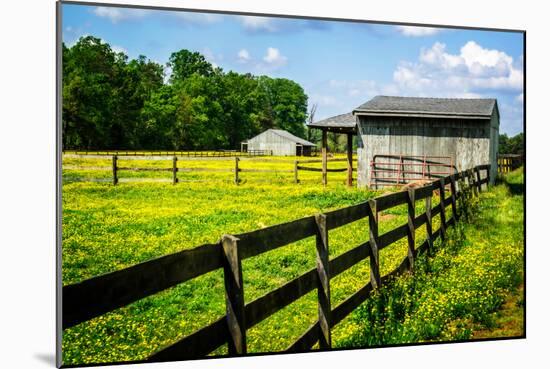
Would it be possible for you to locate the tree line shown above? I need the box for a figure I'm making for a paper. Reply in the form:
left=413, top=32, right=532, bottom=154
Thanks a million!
left=62, top=36, right=309, bottom=150
left=498, top=133, right=524, bottom=155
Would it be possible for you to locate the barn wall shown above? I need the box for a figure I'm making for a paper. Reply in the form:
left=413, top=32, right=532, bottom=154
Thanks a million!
left=356, top=116, right=493, bottom=188
left=247, top=130, right=296, bottom=156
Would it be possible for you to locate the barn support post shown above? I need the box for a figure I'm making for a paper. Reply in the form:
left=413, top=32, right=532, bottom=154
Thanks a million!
left=322, top=130, right=328, bottom=186
left=346, top=133, right=353, bottom=187
left=315, top=214, right=332, bottom=349
left=221, top=235, right=247, bottom=355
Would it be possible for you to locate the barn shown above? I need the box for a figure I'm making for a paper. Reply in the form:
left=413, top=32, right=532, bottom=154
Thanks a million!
left=309, top=96, right=499, bottom=188
left=241, top=129, right=316, bottom=156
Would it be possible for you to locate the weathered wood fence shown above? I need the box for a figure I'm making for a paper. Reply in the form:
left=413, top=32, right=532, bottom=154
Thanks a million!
left=64, top=149, right=272, bottom=157
left=294, top=158, right=356, bottom=184
left=106, top=156, right=294, bottom=185
left=65, top=155, right=356, bottom=185
left=63, top=164, right=490, bottom=361
left=497, top=154, right=524, bottom=173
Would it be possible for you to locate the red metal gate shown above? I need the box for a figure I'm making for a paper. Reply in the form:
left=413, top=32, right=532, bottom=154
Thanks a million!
left=369, top=154, right=455, bottom=188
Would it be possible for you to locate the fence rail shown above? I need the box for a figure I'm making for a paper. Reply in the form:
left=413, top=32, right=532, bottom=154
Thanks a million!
left=63, top=164, right=491, bottom=361
left=293, top=158, right=356, bottom=184
left=63, top=149, right=272, bottom=157
left=64, top=155, right=355, bottom=185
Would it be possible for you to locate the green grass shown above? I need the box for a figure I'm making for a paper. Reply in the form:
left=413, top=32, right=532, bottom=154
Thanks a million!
left=62, top=154, right=475, bottom=365
left=334, top=167, right=524, bottom=347
left=63, top=154, right=432, bottom=365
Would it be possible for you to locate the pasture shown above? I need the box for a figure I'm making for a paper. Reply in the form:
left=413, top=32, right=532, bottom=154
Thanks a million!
left=61, top=154, right=521, bottom=365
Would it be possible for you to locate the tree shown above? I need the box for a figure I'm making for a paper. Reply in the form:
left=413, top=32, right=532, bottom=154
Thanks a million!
left=167, top=49, right=216, bottom=84
left=62, top=36, right=121, bottom=149
left=499, top=132, right=524, bottom=155
left=306, top=103, right=321, bottom=145
left=62, top=40, right=310, bottom=151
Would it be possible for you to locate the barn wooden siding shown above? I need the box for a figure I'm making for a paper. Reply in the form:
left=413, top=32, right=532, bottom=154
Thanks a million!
left=356, top=114, right=498, bottom=187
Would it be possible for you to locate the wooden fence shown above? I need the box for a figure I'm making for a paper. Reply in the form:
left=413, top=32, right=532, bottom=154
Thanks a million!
left=294, top=158, right=356, bottom=184
left=63, top=149, right=272, bottom=157
left=62, top=164, right=490, bottom=361
left=497, top=154, right=524, bottom=174
left=65, top=155, right=358, bottom=185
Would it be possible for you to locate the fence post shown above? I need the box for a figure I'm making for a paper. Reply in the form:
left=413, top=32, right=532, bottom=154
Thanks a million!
left=322, top=130, right=328, bottom=187
left=450, top=174, right=458, bottom=221
left=368, top=199, right=382, bottom=289
left=221, top=235, right=246, bottom=355
left=407, top=188, right=415, bottom=272
left=425, top=184, right=433, bottom=252
left=172, top=156, right=178, bottom=185
left=294, top=160, right=299, bottom=184
left=438, top=178, right=446, bottom=240
left=315, top=214, right=331, bottom=349
left=470, top=169, right=478, bottom=197
left=235, top=157, right=240, bottom=185
left=112, top=155, right=118, bottom=185
left=474, top=167, right=482, bottom=193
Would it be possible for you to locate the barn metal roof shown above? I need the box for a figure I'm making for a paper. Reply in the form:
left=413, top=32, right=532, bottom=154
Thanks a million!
left=354, top=95, right=497, bottom=119
left=260, top=129, right=316, bottom=146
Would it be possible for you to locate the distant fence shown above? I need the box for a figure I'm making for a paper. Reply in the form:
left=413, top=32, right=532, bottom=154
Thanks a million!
left=63, top=150, right=272, bottom=157
left=293, top=158, right=356, bottom=184
left=63, top=155, right=357, bottom=185
left=62, top=164, right=490, bottom=361
left=497, top=154, right=524, bottom=173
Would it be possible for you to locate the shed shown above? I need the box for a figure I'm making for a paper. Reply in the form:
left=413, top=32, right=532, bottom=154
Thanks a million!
left=308, top=96, right=499, bottom=188
left=241, top=129, right=316, bottom=156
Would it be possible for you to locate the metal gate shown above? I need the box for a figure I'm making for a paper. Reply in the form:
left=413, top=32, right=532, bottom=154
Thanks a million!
left=369, top=154, right=455, bottom=188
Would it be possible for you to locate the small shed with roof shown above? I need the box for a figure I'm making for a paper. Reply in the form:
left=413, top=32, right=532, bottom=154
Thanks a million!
left=241, top=129, right=316, bottom=156
left=308, top=95, right=499, bottom=188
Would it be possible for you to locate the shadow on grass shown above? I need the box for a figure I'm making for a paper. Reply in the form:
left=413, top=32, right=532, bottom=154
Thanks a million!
left=495, top=173, right=525, bottom=196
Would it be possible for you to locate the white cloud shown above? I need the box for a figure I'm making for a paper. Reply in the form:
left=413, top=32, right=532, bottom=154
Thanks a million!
left=201, top=48, right=222, bottom=69
left=392, top=41, right=523, bottom=95
left=93, top=6, right=149, bottom=23
left=396, top=26, right=441, bottom=37
left=239, top=16, right=278, bottom=32
left=237, top=49, right=250, bottom=63
left=262, top=47, right=287, bottom=69
left=173, top=12, right=223, bottom=25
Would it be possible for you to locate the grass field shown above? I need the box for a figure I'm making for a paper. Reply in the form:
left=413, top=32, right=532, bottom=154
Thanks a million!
left=61, top=155, right=521, bottom=365
left=335, top=167, right=524, bottom=347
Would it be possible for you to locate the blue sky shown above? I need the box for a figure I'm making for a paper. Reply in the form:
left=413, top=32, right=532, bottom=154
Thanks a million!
left=62, top=3, right=524, bottom=135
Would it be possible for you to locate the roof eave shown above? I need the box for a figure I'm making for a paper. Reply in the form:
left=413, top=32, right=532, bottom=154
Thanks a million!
left=353, top=111, right=491, bottom=120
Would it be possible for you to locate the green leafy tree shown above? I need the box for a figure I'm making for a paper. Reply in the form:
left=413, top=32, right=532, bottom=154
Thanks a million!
left=167, top=49, right=216, bottom=84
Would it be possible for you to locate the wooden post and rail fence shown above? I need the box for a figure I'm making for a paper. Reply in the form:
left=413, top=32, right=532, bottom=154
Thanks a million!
left=64, top=149, right=273, bottom=157
left=62, top=164, right=491, bottom=362
left=497, top=154, right=524, bottom=174
left=67, top=154, right=355, bottom=186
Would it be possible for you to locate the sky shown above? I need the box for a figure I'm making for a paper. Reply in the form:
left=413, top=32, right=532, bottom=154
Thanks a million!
left=62, top=3, right=525, bottom=135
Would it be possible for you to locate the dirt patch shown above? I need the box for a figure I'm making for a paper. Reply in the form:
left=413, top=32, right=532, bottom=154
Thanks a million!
left=379, top=213, right=397, bottom=221
left=472, top=282, right=525, bottom=339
